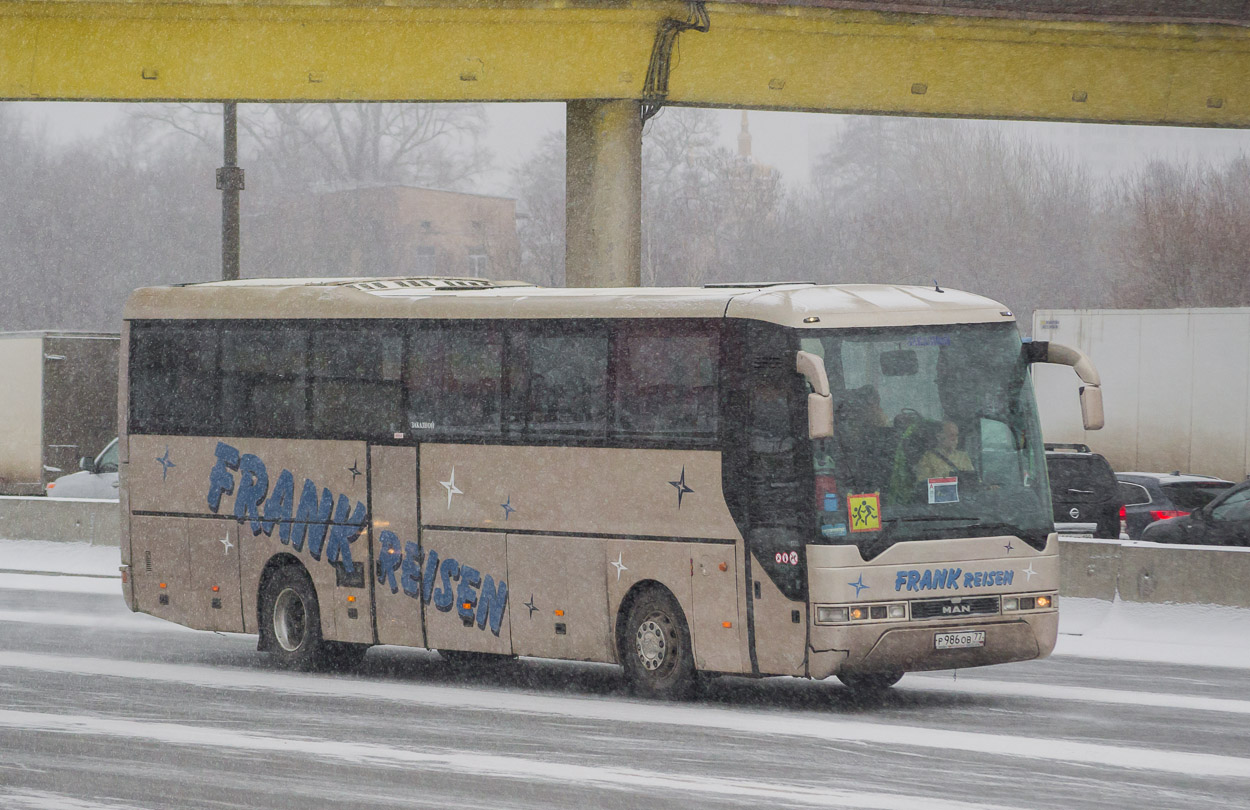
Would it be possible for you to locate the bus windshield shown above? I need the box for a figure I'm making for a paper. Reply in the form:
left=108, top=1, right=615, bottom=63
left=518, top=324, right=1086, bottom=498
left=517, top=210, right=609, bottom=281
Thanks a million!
left=801, top=321, right=1051, bottom=557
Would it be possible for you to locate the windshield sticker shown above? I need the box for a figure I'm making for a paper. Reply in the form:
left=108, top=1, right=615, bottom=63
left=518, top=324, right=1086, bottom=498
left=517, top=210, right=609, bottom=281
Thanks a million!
left=823, top=492, right=839, bottom=512
left=928, top=477, right=959, bottom=504
left=907, top=335, right=951, bottom=348
left=821, top=523, right=848, bottom=538
left=848, top=493, right=881, bottom=532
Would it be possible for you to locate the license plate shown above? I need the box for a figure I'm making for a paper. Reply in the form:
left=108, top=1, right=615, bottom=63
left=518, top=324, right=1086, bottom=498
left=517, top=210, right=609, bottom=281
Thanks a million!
left=935, top=631, right=985, bottom=650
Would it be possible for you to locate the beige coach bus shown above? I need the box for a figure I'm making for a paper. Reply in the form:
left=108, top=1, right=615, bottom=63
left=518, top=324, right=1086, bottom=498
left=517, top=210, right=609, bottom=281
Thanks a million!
left=118, top=277, right=1102, bottom=697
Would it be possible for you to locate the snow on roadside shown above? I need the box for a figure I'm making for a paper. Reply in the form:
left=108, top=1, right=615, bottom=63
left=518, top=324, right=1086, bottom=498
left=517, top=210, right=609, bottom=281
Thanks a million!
left=1055, top=596, right=1250, bottom=669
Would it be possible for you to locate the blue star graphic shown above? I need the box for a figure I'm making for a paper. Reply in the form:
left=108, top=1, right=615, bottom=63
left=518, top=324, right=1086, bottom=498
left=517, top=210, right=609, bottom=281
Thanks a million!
left=501, top=495, right=516, bottom=520
left=848, top=574, right=869, bottom=597
left=156, top=446, right=176, bottom=481
left=669, top=466, right=694, bottom=509
left=1004, top=540, right=1014, bottom=554
left=348, top=461, right=363, bottom=483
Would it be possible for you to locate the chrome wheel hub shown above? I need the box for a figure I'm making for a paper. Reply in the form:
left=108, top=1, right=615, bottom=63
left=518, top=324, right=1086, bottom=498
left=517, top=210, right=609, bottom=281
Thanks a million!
left=636, top=619, right=668, bottom=671
left=273, top=587, right=307, bottom=653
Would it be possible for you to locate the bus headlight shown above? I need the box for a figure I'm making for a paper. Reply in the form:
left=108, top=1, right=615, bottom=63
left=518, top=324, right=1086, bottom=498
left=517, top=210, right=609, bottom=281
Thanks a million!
left=888, top=604, right=907, bottom=619
left=1002, top=597, right=1018, bottom=612
left=817, top=606, right=849, bottom=623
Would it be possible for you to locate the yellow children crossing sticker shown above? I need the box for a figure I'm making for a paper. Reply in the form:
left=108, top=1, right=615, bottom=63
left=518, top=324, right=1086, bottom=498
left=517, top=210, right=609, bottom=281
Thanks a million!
left=848, top=493, right=882, bottom=533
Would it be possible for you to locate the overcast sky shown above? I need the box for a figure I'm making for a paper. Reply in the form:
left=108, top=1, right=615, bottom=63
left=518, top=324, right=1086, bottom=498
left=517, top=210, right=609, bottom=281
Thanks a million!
left=17, top=100, right=1250, bottom=194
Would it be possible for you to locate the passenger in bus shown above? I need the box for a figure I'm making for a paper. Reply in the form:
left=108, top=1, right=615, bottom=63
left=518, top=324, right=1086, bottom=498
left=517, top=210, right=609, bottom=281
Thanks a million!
left=915, top=420, right=976, bottom=481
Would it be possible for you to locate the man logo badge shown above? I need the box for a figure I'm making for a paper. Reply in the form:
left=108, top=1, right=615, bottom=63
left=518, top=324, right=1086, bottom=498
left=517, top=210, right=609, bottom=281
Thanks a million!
left=941, top=603, right=973, bottom=615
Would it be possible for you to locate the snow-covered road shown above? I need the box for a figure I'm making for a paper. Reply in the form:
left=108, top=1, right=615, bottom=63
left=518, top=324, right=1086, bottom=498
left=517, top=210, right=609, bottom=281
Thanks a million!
left=1, top=539, right=1247, bottom=809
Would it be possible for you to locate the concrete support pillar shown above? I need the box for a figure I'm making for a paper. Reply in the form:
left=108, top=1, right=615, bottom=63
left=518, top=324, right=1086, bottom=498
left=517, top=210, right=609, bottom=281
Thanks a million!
left=565, top=99, right=642, bottom=287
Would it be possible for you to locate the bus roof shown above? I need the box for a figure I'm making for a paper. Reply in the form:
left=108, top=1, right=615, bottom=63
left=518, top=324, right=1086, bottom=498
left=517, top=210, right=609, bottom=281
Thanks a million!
left=123, top=277, right=1015, bottom=329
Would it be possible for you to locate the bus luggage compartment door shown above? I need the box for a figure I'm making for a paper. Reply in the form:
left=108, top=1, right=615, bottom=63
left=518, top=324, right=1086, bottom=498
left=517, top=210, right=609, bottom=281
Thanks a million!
left=421, top=528, right=512, bottom=655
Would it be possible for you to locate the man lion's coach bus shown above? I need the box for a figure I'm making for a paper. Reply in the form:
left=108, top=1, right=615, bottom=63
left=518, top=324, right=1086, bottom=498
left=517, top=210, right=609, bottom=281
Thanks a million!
left=118, top=278, right=1102, bottom=696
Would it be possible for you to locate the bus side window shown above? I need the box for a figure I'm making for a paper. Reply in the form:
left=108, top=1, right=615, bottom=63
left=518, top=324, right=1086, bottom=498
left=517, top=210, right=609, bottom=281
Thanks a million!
left=129, top=322, right=219, bottom=435
left=310, top=326, right=403, bottom=438
left=613, top=326, right=718, bottom=440
left=406, top=325, right=503, bottom=437
left=516, top=329, right=608, bottom=439
left=219, top=322, right=308, bottom=437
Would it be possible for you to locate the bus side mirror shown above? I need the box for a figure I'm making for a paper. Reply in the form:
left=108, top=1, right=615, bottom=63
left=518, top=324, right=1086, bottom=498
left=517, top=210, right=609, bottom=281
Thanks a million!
left=796, top=350, right=834, bottom=439
left=807, top=393, right=834, bottom=439
left=1025, top=339, right=1104, bottom=431
left=1079, top=385, right=1104, bottom=431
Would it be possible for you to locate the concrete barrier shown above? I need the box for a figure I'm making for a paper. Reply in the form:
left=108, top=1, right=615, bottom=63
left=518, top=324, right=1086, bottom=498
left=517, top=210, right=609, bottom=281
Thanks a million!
left=1057, top=537, right=1121, bottom=602
left=1059, top=536, right=1250, bottom=609
left=0, top=496, right=119, bottom=546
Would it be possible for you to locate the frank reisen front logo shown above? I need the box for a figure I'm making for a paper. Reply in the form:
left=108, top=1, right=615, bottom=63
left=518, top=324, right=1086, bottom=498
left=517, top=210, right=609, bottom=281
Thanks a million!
left=894, top=568, right=1015, bottom=592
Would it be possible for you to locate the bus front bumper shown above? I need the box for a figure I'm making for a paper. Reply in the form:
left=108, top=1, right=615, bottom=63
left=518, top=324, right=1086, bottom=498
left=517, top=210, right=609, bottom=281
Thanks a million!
left=807, top=611, right=1058, bottom=680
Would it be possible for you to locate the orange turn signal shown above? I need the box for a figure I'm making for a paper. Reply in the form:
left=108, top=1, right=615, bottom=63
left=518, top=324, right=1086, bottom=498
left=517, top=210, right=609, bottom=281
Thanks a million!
left=1036, top=595, right=1051, bottom=608
left=347, top=595, right=356, bottom=603
left=722, top=621, right=733, bottom=628
left=211, top=585, right=219, bottom=592
left=555, top=609, right=565, bottom=617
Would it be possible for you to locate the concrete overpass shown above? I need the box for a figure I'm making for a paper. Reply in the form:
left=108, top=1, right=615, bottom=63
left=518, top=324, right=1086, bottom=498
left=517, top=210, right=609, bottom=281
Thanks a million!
left=4, top=0, right=1250, bottom=284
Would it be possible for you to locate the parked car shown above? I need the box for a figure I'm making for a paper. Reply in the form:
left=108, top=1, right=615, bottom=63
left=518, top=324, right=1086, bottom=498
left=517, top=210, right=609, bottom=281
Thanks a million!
left=1141, top=478, right=1250, bottom=546
left=46, top=437, right=119, bottom=499
left=1116, top=472, right=1234, bottom=542
left=1044, top=443, right=1122, bottom=538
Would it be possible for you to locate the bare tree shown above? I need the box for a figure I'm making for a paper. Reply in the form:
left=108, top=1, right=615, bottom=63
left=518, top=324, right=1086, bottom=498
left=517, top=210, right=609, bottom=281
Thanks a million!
left=510, top=130, right=566, bottom=286
left=1111, top=159, right=1250, bottom=308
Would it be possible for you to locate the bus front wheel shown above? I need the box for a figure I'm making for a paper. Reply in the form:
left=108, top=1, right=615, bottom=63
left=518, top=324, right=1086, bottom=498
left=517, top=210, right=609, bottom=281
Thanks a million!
left=837, top=671, right=904, bottom=693
left=620, top=588, right=696, bottom=700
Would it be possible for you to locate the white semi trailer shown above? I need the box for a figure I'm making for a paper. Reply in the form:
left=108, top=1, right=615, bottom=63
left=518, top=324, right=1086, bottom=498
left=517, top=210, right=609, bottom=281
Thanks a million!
left=0, top=331, right=119, bottom=495
left=1032, top=307, right=1250, bottom=482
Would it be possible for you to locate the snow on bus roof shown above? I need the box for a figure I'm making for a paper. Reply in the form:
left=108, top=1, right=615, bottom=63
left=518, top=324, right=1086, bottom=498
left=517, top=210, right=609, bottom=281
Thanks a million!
left=124, top=277, right=1014, bottom=329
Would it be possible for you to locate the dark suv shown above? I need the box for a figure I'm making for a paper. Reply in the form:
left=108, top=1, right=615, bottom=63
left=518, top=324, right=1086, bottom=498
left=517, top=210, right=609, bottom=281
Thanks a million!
left=1044, top=444, right=1123, bottom=539
left=1115, top=472, right=1233, bottom=542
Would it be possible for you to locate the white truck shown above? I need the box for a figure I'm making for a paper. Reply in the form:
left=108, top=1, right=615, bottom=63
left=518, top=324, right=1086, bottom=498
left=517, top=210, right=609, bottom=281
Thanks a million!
left=1032, top=307, right=1250, bottom=482
left=0, top=331, right=119, bottom=495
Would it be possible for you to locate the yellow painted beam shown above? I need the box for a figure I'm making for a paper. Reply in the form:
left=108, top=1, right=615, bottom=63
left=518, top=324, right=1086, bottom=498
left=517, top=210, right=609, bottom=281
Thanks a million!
left=2, top=0, right=1249, bottom=126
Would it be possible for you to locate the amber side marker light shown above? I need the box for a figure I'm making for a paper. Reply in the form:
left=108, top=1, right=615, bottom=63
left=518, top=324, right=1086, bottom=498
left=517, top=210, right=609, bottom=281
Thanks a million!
left=347, top=595, right=356, bottom=603
left=722, top=621, right=733, bottom=628
left=463, top=602, right=473, bottom=610
left=159, top=583, right=167, bottom=589
left=211, top=585, right=220, bottom=592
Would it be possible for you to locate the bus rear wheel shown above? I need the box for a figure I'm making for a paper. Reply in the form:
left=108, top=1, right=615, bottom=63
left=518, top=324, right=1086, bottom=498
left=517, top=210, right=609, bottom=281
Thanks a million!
left=261, top=567, right=367, bottom=671
left=620, top=588, right=695, bottom=700
left=837, top=671, right=904, bottom=693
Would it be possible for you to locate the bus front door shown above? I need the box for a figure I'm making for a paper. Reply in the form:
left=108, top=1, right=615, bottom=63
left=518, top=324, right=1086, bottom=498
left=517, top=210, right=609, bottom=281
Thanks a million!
left=370, top=445, right=426, bottom=648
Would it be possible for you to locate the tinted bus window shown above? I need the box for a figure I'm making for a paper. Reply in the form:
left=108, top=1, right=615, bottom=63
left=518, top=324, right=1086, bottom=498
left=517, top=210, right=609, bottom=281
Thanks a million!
left=516, top=330, right=609, bottom=439
left=129, top=323, right=218, bottom=435
left=220, top=323, right=308, bottom=436
left=614, top=328, right=718, bottom=439
left=310, top=326, right=403, bottom=437
left=407, top=326, right=503, bottom=437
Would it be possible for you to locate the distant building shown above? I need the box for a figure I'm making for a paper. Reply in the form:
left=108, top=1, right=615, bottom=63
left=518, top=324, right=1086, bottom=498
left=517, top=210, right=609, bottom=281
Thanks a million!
left=249, top=185, right=520, bottom=280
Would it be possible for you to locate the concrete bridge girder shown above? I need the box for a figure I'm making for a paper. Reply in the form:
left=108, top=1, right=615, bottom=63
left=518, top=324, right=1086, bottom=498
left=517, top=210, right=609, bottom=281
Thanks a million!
left=5, top=1, right=1250, bottom=286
